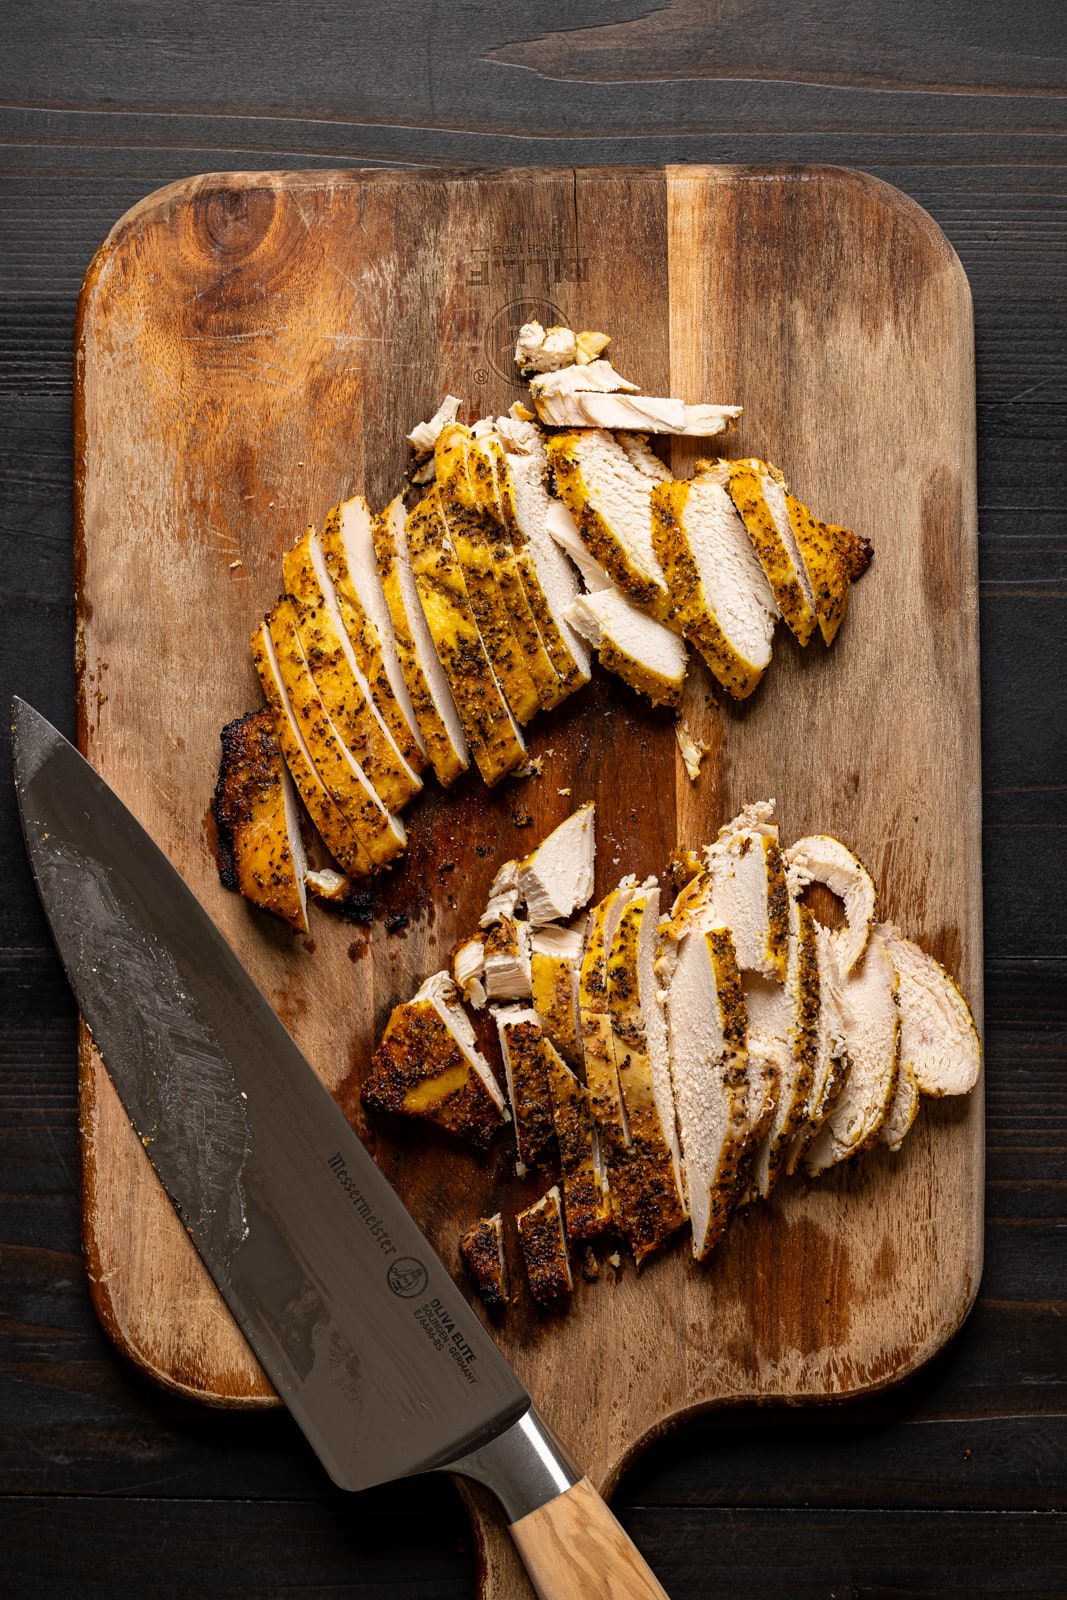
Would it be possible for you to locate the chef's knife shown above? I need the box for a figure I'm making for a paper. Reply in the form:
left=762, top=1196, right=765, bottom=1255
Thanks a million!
left=13, top=698, right=668, bottom=1600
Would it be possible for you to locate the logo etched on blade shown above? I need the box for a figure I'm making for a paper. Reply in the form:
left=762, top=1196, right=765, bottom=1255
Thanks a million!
left=387, top=1258, right=429, bottom=1299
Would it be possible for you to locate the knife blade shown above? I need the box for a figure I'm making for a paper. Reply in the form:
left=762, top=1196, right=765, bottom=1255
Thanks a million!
left=13, top=698, right=669, bottom=1600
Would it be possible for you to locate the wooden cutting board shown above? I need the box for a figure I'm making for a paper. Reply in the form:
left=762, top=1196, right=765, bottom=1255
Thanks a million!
left=74, top=165, right=983, bottom=1599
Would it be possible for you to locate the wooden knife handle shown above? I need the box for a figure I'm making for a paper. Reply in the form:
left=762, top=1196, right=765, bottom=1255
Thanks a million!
left=509, top=1476, right=670, bottom=1600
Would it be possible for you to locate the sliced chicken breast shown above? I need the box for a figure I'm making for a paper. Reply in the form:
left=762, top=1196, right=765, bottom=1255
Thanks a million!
left=785, top=834, right=878, bottom=976
left=579, top=880, right=643, bottom=1234
left=546, top=429, right=671, bottom=613
left=362, top=971, right=509, bottom=1148
left=482, top=916, right=533, bottom=1001
left=516, top=1184, right=574, bottom=1303
left=405, top=488, right=528, bottom=787
left=530, top=924, right=584, bottom=1069
left=518, top=803, right=596, bottom=924
left=370, top=495, right=470, bottom=787
left=458, top=1212, right=509, bottom=1311
left=747, top=898, right=821, bottom=1199
left=213, top=708, right=309, bottom=933
left=267, top=600, right=406, bottom=867
left=651, top=473, right=777, bottom=700
left=607, top=889, right=688, bottom=1261
left=805, top=929, right=901, bottom=1174
left=703, top=800, right=790, bottom=981
left=881, top=924, right=981, bottom=1097
left=543, top=1037, right=612, bottom=1240
left=283, top=525, right=423, bottom=812
left=566, top=587, right=688, bottom=709
left=493, top=1006, right=557, bottom=1173
left=318, top=496, right=426, bottom=769
left=535, top=390, right=742, bottom=436
left=662, top=920, right=749, bottom=1258
left=704, top=458, right=819, bottom=645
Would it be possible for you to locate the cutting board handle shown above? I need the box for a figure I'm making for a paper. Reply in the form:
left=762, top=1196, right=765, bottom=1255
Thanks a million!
left=509, top=1477, right=669, bottom=1600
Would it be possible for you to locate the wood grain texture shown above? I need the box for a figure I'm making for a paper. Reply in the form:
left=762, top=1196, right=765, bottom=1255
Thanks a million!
left=509, top=1477, right=669, bottom=1600
left=70, top=164, right=983, bottom=1598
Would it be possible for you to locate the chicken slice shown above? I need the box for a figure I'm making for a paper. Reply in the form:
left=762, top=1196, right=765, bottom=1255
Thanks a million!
left=435, top=425, right=542, bottom=725
left=530, top=924, right=584, bottom=1069
left=362, top=972, right=509, bottom=1147
left=405, top=488, right=528, bottom=787
left=369, top=495, right=469, bottom=788
left=283, top=525, right=423, bottom=812
left=482, top=916, right=533, bottom=1001
left=407, top=393, right=463, bottom=474
left=480, top=857, right=521, bottom=927
left=493, top=1006, right=557, bottom=1174
left=516, top=1185, right=574, bottom=1303
left=785, top=922, right=851, bottom=1175
left=783, top=494, right=855, bottom=646
left=661, top=920, right=748, bottom=1259
left=318, top=496, right=426, bottom=771
left=458, top=1213, right=509, bottom=1311
left=566, top=588, right=688, bottom=709
left=546, top=429, right=671, bottom=613
left=880, top=1058, right=920, bottom=1150
left=490, top=418, right=592, bottom=694
left=651, top=472, right=777, bottom=700
left=464, top=431, right=563, bottom=710
left=747, top=897, right=821, bottom=1199
left=702, top=458, right=818, bottom=645
left=544, top=499, right=615, bottom=593
left=881, top=925, right=981, bottom=1097
left=213, top=708, right=309, bottom=933
left=579, top=880, right=643, bottom=1235
left=251, top=619, right=374, bottom=880
left=543, top=1039, right=612, bottom=1240
left=607, top=890, right=688, bottom=1262
left=530, top=359, right=640, bottom=400
left=518, top=803, right=596, bottom=924
left=267, top=601, right=406, bottom=867
left=702, top=799, right=790, bottom=981
left=535, top=390, right=743, bottom=436
left=785, top=834, right=877, bottom=976
left=805, top=930, right=901, bottom=1174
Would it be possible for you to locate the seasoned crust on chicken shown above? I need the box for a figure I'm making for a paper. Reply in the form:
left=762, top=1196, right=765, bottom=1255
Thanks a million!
left=459, top=1213, right=510, bottom=1312
left=530, top=925, right=584, bottom=1069
left=703, top=458, right=819, bottom=645
left=607, top=891, right=688, bottom=1262
left=405, top=488, right=528, bottom=786
left=370, top=495, right=470, bottom=788
left=748, top=898, right=820, bottom=1200
left=651, top=475, right=777, bottom=700
left=493, top=1007, right=557, bottom=1173
left=546, top=429, right=671, bottom=614
left=213, top=708, right=309, bottom=933
left=516, top=1184, right=574, bottom=1303
left=251, top=619, right=374, bottom=880
left=435, top=425, right=545, bottom=725
left=318, top=497, right=426, bottom=772
left=267, top=600, right=406, bottom=868
left=362, top=972, right=509, bottom=1148
left=283, top=525, right=422, bottom=813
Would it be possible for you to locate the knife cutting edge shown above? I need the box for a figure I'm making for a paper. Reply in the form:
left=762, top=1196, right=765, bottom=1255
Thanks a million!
left=13, top=698, right=669, bottom=1600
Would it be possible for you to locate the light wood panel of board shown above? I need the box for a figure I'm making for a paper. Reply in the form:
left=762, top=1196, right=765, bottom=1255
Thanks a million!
left=74, top=166, right=982, bottom=1599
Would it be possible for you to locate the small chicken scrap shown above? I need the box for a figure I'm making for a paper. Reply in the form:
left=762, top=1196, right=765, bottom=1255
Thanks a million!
left=459, top=1213, right=510, bottom=1311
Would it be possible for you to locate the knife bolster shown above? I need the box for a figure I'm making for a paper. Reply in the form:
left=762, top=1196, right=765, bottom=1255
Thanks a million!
left=445, top=1404, right=581, bottom=1523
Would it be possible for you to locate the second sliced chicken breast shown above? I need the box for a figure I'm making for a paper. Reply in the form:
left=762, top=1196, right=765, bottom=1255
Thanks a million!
left=566, top=587, right=688, bottom=709
left=546, top=429, right=671, bottom=614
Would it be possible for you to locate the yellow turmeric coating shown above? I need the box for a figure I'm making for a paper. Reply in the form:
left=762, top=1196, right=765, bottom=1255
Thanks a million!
left=363, top=999, right=507, bottom=1148
left=703, top=927, right=752, bottom=1233
left=465, top=433, right=563, bottom=710
left=531, top=949, right=581, bottom=1067
left=283, top=528, right=421, bottom=813
left=435, top=428, right=541, bottom=725
left=721, top=460, right=818, bottom=646
left=250, top=620, right=374, bottom=880
left=266, top=601, right=406, bottom=868
left=369, top=501, right=468, bottom=789
left=651, top=480, right=767, bottom=699
left=765, top=901, right=822, bottom=1193
left=405, top=488, right=527, bottom=787
left=318, top=503, right=425, bottom=772
left=784, top=494, right=853, bottom=646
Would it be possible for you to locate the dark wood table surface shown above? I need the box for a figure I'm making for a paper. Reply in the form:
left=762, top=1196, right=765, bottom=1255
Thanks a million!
left=2, top=4, right=1064, bottom=1595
